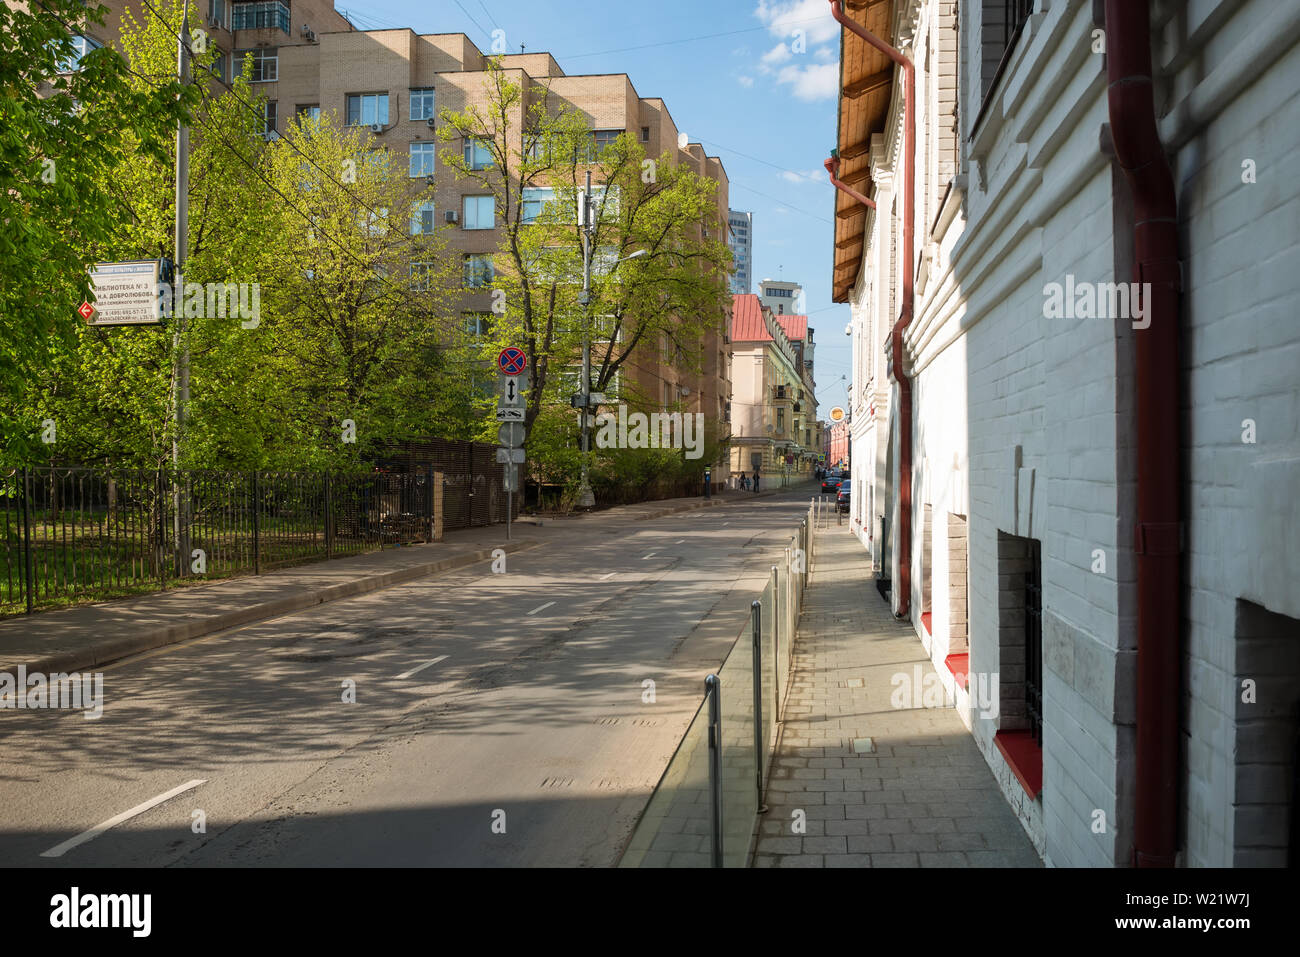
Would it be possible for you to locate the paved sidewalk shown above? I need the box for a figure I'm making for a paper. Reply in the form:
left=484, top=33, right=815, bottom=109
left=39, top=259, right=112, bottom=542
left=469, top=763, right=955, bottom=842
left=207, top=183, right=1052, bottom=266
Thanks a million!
left=1, top=483, right=815, bottom=681
left=753, top=525, right=1042, bottom=868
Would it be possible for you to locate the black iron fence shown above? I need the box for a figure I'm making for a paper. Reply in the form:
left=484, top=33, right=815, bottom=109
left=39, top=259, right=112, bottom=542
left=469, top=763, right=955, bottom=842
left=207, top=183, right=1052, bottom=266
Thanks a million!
left=1, top=453, right=511, bottom=617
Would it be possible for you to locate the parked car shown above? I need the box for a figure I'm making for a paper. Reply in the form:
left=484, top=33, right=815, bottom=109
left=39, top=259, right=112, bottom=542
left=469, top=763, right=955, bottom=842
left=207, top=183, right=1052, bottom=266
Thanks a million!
left=836, top=479, right=851, bottom=512
left=821, top=470, right=844, bottom=494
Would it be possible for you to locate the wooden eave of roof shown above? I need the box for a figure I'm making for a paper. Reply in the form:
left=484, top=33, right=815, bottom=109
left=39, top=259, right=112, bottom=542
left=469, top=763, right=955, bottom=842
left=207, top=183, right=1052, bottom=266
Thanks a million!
left=831, top=0, right=896, bottom=303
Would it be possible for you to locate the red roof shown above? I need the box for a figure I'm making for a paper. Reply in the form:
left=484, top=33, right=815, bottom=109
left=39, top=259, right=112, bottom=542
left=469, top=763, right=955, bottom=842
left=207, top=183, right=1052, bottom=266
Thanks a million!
left=777, top=315, right=808, bottom=342
left=730, top=294, right=772, bottom=341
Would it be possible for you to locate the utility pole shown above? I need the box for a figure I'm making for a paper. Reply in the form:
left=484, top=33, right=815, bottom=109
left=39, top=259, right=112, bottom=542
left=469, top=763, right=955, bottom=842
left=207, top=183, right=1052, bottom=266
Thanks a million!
left=577, top=170, right=595, bottom=510
left=172, top=11, right=191, bottom=572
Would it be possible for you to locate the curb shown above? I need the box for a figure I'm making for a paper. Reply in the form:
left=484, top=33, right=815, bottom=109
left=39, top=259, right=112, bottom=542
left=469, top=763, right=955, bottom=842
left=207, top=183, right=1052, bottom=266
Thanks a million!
left=1, top=540, right=540, bottom=680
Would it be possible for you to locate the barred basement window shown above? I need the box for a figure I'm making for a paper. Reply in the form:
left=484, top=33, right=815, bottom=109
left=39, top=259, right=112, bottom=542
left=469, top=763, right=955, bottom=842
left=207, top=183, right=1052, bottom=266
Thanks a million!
left=1025, top=537, right=1043, bottom=744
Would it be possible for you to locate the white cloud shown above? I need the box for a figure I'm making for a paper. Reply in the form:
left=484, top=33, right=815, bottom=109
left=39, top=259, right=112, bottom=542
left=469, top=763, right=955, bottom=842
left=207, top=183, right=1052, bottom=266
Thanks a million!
left=754, top=0, right=840, bottom=47
left=759, top=42, right=793, bottom=72
left=775, top=61, right=839, bottom=101
left=780, top=168, right=826, bottom=185
left=738, top=75, right=756, bottom=88
left=815, top=45, right=835, bottom=61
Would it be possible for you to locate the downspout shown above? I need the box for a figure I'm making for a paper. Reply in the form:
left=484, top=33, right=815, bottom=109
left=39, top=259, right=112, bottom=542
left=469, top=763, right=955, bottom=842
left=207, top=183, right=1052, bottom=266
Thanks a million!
left=825, top=155, right=877, bottom=209
left=1104, top=0, right=1182, bottom=867
left=828, top=0, right=915, bottom=619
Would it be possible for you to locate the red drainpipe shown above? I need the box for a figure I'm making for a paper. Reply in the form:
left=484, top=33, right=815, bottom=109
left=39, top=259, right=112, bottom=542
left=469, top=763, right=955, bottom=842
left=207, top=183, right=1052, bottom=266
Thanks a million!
left=1105, top=0, right=1182, bottom=867
left=825, top=156, right=877, bottom=209
left=827, top=0, right=915, bottom=619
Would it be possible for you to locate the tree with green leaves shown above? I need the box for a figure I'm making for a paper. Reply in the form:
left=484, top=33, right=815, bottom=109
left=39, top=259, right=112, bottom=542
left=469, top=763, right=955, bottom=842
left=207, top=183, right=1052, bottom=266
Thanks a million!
left=437, top=59, right=733, bottom=484
left=259, top=111, right=468, bottom=468
left=0, top=0, right=198, bottom=467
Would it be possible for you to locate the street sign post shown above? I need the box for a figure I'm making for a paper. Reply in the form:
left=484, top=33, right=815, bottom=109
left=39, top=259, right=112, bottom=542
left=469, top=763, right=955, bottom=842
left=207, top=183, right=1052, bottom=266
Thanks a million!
left=494, top=359, right=528, bottom=542
left=498, top=348, right=528, bottom=376
left=498, top=422, right=524, bottom=447
left=82, top=260, right=165, bottom=326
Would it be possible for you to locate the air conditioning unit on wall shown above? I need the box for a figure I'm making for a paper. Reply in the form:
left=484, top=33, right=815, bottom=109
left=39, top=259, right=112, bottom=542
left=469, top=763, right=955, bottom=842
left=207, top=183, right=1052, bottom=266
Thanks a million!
left=444, top=210, right=459, bottom=224
left=369, top=123, right=384, bottom=134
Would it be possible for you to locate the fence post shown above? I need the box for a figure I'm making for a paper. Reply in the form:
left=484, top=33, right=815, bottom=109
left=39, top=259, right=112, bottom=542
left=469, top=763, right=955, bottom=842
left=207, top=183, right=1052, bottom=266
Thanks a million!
left=252, top=471, right=260, bottom=575
left=751, top=600, right=766, bottom=814
left=433, top=471, right=444, bottom=542
left=425, top=465, right=434, bottom=543
left=706, top=673, right=723, bottom=868
left=20, top=467, right=33, bottom=615
left=771, top=563, right=781, bottom=727
left=155, top=471, right=166, bottom=591
left=324, top=472, right=333, bottom=560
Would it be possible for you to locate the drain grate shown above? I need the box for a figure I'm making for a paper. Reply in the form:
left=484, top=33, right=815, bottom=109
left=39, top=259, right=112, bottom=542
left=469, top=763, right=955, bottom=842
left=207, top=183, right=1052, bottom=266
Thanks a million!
left=540, top=776, right=574, bottom=789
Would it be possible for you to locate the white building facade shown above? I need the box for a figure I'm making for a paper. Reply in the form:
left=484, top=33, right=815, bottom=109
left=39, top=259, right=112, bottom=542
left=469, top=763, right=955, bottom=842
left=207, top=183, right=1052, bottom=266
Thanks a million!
left=833, top=0, right=1300, bottom=866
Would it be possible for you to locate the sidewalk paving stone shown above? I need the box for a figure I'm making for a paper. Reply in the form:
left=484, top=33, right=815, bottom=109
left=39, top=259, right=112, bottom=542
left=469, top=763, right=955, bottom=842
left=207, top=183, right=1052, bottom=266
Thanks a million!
left=752, top=524, right=1043, bottom=868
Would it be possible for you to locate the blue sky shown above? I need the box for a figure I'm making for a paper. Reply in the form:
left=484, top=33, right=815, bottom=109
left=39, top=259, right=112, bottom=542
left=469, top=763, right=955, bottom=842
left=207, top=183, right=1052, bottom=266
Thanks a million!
left=331, top=0, right=854, bottom=415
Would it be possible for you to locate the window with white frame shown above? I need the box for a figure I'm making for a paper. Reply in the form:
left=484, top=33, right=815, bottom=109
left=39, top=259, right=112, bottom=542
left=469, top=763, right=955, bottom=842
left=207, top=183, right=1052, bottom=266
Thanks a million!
left=57, top=34, right=101, bottom=72
left=464, top=254, right=494, bottom=288
left=411, top=201, right=435, bottom=235
left=521, top=187, right=556, bottom=224
left=409, top=142, right=435, bottom=178
left=262, top=100, right=278, bottom=140
left=463, top=138, right=494, bottom=170
left=410, top=262, right=433, bottom=291
left=464, top=312, right=493, bottom=336
left=462, top=195, right=495, bottom=230
left=346, top=93, right=389, bottom=127
left=234, top=48, right=277, bottom=82
left=410, top=88, right=436, bottom=121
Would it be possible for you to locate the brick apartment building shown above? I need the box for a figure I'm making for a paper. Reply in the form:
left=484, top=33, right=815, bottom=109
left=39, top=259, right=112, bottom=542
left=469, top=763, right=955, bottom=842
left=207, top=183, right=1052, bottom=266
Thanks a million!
left=832, top=0, right=1299, bottom=867
left=68, top=0, right=734, bottom=480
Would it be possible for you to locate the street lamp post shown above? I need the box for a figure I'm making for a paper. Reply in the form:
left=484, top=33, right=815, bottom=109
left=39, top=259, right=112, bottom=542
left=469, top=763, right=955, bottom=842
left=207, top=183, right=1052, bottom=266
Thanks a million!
left=578, top=171, right=595, bottom=510
left=576, top=170, right=645, bottom=510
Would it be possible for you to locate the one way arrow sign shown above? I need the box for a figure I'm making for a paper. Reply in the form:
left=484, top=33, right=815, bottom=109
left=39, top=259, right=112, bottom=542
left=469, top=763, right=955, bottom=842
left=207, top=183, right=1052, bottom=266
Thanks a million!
left=498, top=371, right=530, bottom=406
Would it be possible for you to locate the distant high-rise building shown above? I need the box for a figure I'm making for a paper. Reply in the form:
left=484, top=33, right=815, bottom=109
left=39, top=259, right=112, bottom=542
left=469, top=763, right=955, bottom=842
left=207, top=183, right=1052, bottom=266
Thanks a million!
left=727, top=210, right=753, bottom=294
left=759, top=278, right=802, bottom=316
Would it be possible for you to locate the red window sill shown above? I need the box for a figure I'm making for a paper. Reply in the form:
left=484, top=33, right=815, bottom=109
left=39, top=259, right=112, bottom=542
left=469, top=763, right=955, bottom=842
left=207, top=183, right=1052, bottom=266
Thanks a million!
left=921, top=611, right=932, bottom=635
left=994, top=730, right=1043, bottom=799
left=944, top=653, right=969, bottom=691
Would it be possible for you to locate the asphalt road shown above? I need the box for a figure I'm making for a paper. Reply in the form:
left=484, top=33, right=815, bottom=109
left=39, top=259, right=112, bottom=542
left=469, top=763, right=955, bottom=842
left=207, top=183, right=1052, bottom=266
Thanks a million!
left=0, top=487, right=814, bottom=867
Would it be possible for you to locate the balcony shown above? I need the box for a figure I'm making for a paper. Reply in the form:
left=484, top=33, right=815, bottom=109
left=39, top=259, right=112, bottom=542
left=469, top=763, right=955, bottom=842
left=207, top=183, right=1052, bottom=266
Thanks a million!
left=232, top=1, right=290, bottom=34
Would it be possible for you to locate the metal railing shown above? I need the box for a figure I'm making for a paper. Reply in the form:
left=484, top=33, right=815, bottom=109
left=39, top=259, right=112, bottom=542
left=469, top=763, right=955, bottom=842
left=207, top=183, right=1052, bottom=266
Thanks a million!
left=0, top=461, right=511, bottom=618
left=619, top=501, right=814, bottom=866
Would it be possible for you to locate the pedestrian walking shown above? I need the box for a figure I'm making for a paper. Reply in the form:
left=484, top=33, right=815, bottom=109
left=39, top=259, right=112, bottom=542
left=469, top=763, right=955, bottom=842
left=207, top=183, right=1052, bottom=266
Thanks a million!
left=753, top=468, right=761, bottom=493
left=738, top=470, right=747, bottom=491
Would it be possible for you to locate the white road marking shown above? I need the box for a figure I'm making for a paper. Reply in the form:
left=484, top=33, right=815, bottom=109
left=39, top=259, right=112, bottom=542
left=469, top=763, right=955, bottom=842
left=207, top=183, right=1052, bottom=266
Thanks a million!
left=722, top=522, right=730, bottom=527
left=528, top=601, right=556, bottom=615
left=675, top=540, right=685, bottom=544
left=599, top=572, right=617, bottom=581
left=395, top=655, right=449, bottom=680
left=40, top=779, right=207, bottom=859
left=641, top=553, right=657, bottom=560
